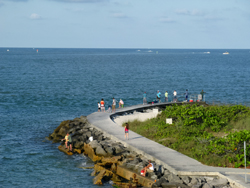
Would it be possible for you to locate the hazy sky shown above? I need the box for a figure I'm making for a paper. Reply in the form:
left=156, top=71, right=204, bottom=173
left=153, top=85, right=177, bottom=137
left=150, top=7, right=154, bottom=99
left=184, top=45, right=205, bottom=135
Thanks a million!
left=1, top=0, right=250, bottom=49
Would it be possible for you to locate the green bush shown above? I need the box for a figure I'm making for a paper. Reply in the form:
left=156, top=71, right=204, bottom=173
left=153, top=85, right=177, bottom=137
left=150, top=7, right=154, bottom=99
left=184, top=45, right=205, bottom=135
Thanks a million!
left=128, top=104, right=250, bottom=167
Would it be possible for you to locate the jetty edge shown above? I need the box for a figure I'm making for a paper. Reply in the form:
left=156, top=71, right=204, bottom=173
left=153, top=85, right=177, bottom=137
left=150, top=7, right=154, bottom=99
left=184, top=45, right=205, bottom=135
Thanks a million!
left=87, top=102, right=250, bottom=188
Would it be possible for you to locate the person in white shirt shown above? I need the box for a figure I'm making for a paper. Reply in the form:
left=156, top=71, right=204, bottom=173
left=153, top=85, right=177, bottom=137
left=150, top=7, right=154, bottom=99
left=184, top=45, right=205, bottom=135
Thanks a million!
left=173, top=90, right=177, bottom=102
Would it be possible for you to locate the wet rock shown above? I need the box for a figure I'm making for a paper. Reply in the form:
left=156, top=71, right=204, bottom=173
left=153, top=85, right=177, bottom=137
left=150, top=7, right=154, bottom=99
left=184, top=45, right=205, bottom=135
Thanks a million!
left=95, top=146, right=108, bottom=156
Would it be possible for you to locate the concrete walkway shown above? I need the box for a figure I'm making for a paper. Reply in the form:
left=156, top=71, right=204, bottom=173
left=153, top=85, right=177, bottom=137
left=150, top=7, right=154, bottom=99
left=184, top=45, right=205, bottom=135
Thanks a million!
left=87, top=103, right=250, bottom=188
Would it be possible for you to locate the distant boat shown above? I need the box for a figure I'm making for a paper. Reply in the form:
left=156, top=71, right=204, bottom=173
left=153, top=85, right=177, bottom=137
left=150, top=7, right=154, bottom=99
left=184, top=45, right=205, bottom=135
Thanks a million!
left=7, top=49, right=9, bottom=52
left=148, top=50, right=152, bottom=52
left=36, top=49, right=38, bottom=53
left=137, top=50, right=140, bottom=51
left=204, top=52, right=210, bottom=54
left=223, top=51, right=229, bottom=55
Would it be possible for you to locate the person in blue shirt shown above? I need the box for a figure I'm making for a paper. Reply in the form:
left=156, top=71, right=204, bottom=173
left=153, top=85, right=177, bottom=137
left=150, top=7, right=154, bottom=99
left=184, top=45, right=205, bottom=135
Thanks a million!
left=184, top=89, right=188, bottom=100
left=143, top=92, right=147, bottom=105
left=156, top=90, right=161, bottom=103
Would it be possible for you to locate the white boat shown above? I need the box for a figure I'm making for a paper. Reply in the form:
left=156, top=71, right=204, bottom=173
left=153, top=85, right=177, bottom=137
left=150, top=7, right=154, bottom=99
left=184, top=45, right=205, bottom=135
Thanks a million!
left=204, top=52, right=210, bottom=54
left=137, top=50, right=140, bottom=51
left=223, top=51, right=229, bottom=55
left=148, top=50, right=152, bottom=52
left=7, top=49, right=9, bottom=52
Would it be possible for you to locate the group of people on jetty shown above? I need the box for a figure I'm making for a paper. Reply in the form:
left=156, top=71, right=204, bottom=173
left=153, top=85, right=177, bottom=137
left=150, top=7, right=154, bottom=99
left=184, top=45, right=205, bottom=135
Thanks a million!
left=97, top=90, right=206, bottom=112
left=144, top=89, right=206, bottom=104
left=97, top=97, right=124, bottom=113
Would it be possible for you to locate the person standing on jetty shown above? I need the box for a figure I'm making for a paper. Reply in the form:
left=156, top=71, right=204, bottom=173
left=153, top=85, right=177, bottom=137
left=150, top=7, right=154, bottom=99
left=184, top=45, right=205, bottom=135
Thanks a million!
left=165, top=91, right=168, bottom=102
left=112, top=97, right=116, bottom=113
left=119, top=99, right=124, bottom=108
left=184, top=89, right=188, bottom=101
left=156, top=90, right=161, bottom=103
left=100, top=99, right=105, bottom=112
left=173, top=90, right=177, bottom=102
left=98, top=102, right=100, bottom=112
left=124, top=123, right=129, bottom=140
left=143, top=92, right=147, bottom=105
left=200, top=90, right=206, bottom=101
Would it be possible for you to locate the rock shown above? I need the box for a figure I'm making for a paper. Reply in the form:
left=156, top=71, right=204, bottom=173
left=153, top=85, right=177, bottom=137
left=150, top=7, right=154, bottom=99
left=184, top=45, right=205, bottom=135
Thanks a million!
left=190, top=177, right=199, bottom=186
left=180, top=176, right=191, bottom=185
left=85, top=131, right=92, bottom=138
left=134, top=162, right=144, bottom=174
left=150, top=174, right=158, bottom=180
left=104, top=146, right=114, bottom=155
left=207, top=178, right=228, bottom=187
left=74, top=141, right=84, bottom=149
left=161, top=182, right=178, bottom=188
left=97, top=135, right=103, bottom=141
left=191, top=184, right=203, bottom=188
left=95, top=146, right=108, bottom=156
left=202, top=183, right=213, bottom=188
left=168, top=174, right=183, bottom=184
left=113, top=145, right=124, bottom=154
left=163, top=169, right=171, bottom=176
left=58, top=126, right=67, bottom=136
left=89, top=140, right=100, bottom=149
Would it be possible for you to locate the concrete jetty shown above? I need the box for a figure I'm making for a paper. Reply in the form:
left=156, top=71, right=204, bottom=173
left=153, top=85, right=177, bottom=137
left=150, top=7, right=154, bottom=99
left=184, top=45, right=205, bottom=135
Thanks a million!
left=87, top=102, right=250, bottom=188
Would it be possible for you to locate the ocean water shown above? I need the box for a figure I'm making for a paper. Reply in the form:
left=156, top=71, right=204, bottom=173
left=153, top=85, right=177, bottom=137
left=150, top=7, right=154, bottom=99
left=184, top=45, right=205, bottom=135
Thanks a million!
left=0, top=48, right=250, bottom=187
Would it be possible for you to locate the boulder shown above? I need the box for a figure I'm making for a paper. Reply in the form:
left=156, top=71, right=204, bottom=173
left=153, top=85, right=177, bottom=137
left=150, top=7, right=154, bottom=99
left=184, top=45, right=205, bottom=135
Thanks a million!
left=85, top=131, right=92, bottom=138
left=58, top=126, right=67, bottom=136
left=89, top=140, right=101, bottom=149
left=150, top=174, right=158, bottom=180
left=104, top=146, right=114, bottom=155
left=74, top=141, right=84, bottom=149
left=180, top=176, right=191, bottom=185
left=113, top=145, right=124, bottom=154
left=161, top=182, right=178, bottom=188
left=168, top=174, right=183, bottom=184
left=202, top=183, right=213, bottom=188
left=95, top=146, right=108, bottom=156
left=207, top=178, right=228, bottom=187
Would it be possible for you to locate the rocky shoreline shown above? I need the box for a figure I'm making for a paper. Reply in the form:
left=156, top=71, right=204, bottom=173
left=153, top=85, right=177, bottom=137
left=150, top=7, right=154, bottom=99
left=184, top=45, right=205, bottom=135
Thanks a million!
left=47, top=116, right=232, bottom=188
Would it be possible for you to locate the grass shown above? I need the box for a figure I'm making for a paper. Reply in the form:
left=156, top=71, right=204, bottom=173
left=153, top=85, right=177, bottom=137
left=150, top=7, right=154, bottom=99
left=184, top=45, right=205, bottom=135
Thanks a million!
left=123, top=104, right=250, bottom=167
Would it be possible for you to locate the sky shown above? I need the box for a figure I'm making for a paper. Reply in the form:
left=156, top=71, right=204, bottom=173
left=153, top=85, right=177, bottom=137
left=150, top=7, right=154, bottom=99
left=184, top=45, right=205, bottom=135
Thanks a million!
left=0, top=0, right=250, bottom=49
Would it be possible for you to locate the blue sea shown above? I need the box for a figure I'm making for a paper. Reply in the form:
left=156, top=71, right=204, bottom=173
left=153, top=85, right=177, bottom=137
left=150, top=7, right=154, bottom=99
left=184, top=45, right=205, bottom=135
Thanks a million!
left=1, top=48, right=250, bottom=187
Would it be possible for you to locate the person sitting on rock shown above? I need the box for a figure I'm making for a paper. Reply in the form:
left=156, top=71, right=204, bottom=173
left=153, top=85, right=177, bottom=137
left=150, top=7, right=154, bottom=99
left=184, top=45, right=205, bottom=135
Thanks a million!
left=141, top=160, right=154, bottom=177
